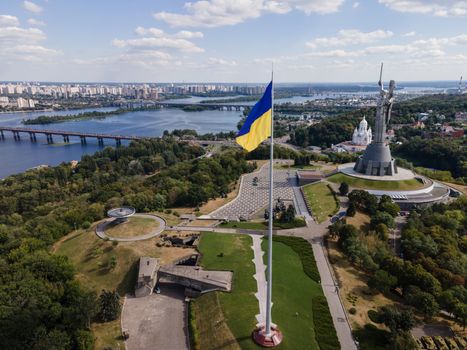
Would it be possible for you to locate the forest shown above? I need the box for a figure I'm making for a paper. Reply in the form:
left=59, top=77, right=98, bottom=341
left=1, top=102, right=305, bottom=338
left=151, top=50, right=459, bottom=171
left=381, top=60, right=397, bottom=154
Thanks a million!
left=330, top=192, right=466, bottom=348
left=0, top=137, right=255, bottom=349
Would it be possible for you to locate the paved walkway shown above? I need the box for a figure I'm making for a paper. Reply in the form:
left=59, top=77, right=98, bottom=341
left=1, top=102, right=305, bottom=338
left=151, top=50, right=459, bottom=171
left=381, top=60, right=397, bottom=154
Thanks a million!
left=250, top=234, right=267, bottom=325
left=96, top=213, right=166, bottom=242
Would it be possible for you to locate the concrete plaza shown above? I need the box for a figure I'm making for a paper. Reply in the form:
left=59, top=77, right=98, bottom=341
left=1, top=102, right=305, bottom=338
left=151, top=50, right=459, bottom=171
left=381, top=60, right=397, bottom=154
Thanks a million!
left=210, top=162, right=295, bottom=220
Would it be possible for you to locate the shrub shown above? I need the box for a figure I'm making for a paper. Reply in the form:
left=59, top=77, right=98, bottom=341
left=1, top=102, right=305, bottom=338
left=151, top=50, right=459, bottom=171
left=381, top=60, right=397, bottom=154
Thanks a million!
left=339, top=182, right=349, bottom=196
left=368, top=309, right=383, bottom=324
left=349, top=307, right=357, bottom=315
left=312, top=295, right=341, bottom=350
left=74, top=330, right=94, bottom=350
left=81, top=221, right=91, bottom=229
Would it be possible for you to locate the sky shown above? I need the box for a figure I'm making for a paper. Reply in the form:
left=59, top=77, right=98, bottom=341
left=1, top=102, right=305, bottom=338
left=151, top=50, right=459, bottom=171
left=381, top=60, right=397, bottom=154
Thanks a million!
left=0, top=0, right=466, bottom=83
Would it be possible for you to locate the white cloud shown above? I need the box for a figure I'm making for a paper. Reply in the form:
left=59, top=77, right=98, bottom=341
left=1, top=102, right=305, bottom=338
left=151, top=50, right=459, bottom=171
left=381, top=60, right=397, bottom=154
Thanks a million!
left=22, top=1, right=43, bottom=14
left=379, top=0, right=467, bottom=17
left=0, top=18, right=59, bottom=62
left=73, top=50, right=173, bottom=67
left=0, top=26, right=45, bottom=42
left=27, top=18, right=46, bottom=26
left=153, top=0, right=344, bottom=27
left=0, top=15, right=20, bottom=27
left=353, top=2, right=360, bottom=8
left=134, top=27, right=204, bottom=39
left=402, top=31, right=416, bottom=37
left=114, top=27, right=204, bottom=53
left=175, top=30, right=204, bottom=39
left=112, top=37, right=203, bottom=53
left=5, top=45, right=60, bottom=56
left=306, top=29, right=394, bottom=49
left=135, top=26, right=165, bottom=37
left=207, top=57, right=237, bottom=66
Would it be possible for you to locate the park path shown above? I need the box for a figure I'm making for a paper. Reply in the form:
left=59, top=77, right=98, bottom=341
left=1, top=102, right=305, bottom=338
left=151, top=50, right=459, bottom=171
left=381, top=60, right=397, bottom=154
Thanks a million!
left=250, top=234, right=268, bottom=325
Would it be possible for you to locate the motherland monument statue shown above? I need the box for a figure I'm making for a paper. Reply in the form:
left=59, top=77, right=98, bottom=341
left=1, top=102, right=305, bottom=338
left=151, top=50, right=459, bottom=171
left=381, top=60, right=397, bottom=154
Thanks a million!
left=354, top=63, right=398, bottom=176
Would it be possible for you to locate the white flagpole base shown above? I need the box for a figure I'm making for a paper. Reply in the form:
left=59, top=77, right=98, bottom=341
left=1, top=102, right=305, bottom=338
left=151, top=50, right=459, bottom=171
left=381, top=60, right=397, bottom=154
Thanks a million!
left=252, top=323, right=283, bottom=347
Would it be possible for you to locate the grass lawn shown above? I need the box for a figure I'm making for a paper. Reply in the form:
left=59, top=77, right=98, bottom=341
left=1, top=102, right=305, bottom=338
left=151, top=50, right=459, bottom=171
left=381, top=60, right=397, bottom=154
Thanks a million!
left=327, top=173, right=424, bottom=191
left=194, top=232, right=260, bottom=350
left=91, top=319, right=124, bottom=350
left=302, top=182, right=339, bottom=223
left=190, top=292, right=240, bottom=350
left=104, top=216, right=159, bottom=238
left=261, top=238, right=340, bottom=350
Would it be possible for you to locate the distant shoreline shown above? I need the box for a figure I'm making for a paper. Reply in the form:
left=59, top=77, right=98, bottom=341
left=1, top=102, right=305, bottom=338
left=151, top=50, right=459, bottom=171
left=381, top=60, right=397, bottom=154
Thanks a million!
left=0, top=108, right=54, bottom=114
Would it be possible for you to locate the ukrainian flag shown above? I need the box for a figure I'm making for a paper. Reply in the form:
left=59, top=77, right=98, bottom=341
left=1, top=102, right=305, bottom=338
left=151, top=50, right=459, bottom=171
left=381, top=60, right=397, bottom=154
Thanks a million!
left=236, top=82, right=273, bottom=152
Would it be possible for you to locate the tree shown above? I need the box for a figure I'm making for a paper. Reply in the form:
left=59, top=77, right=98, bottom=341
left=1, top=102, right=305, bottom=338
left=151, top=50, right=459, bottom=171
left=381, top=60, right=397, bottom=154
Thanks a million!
left=368, top=269, right=397, bottom=293
left=374, top=223, right=389, bottom=241
left=405, top=286, right=439, bottom=319
left=378, top=195, right=400, bottom=217
left=339, top=182, right=349, bottom=196
left=380, top=306, right=416, bottom=334
left=371, top=211, right=395, bottom=229
left=346, top=201, right=356, bottom=217
left=348, top=190, right=378, bottom=214
left=74, top=330, right=94, bottom=350
left=392, top=332, right=418, bottom=350
left=279, top=204, right=296, bottom=223
left=98, top=290, right=121, bottom=322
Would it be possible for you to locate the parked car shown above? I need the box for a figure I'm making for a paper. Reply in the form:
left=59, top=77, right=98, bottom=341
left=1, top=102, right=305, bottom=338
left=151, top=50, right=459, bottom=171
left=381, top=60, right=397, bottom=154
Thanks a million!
left=434, top=336, right=449, bottom=350
left=445, top=337, right=459, bottom=350
left=421, top=336, right=436, bottom=350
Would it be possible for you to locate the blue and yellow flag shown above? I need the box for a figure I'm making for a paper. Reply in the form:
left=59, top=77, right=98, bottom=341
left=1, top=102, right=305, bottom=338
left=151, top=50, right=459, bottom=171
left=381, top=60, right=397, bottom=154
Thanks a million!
left=236, top=82, right=272, bottom=152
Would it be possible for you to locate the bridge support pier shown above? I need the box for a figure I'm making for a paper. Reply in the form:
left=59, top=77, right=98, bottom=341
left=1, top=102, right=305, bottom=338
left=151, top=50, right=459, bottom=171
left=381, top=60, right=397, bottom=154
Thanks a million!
left=1, top=130, right=4, bottom=139
left=13, top=131, right=20, bottom=141
left=116, top=139, right=121, bottom=147
left=98, top=137, right=104, bottom=146
left=29, top=132, right=37, bottom=142
left=63, top=135, right=70, bottom=143
left=80, top=136, right=87, bottom=145
left=46, top=134, right=54, bottom=144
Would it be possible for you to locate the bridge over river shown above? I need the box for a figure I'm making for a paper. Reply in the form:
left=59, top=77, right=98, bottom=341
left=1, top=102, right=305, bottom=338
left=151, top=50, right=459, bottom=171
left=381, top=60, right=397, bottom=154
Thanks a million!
left=0, top=126, right=234, bottom=146
left=0, top=126, right=148, bottom=146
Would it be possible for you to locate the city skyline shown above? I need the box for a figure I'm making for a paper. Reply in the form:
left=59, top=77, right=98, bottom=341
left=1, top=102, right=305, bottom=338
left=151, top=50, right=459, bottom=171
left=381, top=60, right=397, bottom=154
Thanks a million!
left=0, top=0, right=466, bottom=83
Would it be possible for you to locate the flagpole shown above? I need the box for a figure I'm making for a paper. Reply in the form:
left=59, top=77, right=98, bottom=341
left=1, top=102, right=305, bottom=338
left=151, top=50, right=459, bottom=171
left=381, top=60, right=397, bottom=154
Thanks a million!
left=251, top=67, right=282, bottom=348
left=265, top=66, right=274, bottom=336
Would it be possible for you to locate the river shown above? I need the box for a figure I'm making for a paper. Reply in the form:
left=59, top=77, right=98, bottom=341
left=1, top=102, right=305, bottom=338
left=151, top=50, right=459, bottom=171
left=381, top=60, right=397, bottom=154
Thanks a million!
left=0, top=107, right=242, bottom=178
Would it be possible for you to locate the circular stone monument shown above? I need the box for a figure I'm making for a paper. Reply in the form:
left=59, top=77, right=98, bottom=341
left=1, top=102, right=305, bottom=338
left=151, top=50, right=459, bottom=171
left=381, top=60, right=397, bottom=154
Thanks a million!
left=107, top=207, right=136, bottom=223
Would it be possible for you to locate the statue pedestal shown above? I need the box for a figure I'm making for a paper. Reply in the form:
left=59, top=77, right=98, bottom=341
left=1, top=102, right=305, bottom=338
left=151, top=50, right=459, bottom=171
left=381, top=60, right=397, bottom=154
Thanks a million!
left=252, top=324, right=283, bottom=347
left=354, top=143, right=397, bottom=176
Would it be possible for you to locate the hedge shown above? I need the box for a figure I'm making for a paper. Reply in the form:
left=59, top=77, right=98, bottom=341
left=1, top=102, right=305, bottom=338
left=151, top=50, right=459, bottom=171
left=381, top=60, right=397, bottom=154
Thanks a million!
left=312, top=295, right=341, bottom=350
